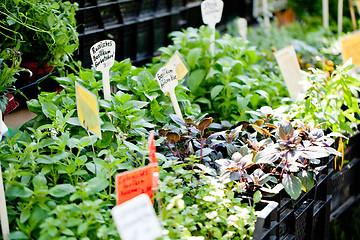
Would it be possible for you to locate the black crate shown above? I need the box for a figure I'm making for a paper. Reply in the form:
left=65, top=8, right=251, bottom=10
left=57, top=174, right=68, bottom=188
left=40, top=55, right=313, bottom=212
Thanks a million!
left=99, top=3, right=121, bottom=26
left=156, top=0, right=171, bottom=14
left=78, top=31, right=106, bottom=67
left=253, top=200, right=279, bottom=240
left=76, top=0, right=97, bottom=7
left=74, top=0, right=259, bottom=66
left=136, top=20, right=153, bottom=60
left=139, top=0, right=157, bottom=19
left=293, top=200, right=314, bottom=240
left=118, top=0, right=139, bottom=23
left=330, top=158, right=360, bottom=220
left=76, top=7, right=102, bottom=33
left=312, top=196, right=331, bottom=240
left=153, top=16, right=171, bottom=54
left=97, top=0, right=117, bottom=5
left=121, top=25, right=137, bottom=60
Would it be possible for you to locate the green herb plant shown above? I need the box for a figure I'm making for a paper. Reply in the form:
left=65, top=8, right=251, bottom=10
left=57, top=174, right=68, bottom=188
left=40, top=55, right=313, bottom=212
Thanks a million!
left=157, top=157, right=259, bottom=240
left=149, top=26, right=287, bottom=123
left=0, top=0, right=79, bottom=69
left=0, top=59, right=166, bottom=239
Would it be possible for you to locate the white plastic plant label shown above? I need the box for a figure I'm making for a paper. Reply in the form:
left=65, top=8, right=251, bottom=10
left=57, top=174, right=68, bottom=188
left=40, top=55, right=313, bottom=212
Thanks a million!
left=155, top=65, right=184, bottom=119
left=201, top=0, right=224, bottom=25
left=0, top=111, right=7, bottom=137
left=111, top=194, right=163, bottom=240
left=237, top=18, right=248, bottom=39
left=155, top=65, right=178, bottom=94
left=90, top=40, right=115, bottom=101
left=274, top=45, right=303, bottom=100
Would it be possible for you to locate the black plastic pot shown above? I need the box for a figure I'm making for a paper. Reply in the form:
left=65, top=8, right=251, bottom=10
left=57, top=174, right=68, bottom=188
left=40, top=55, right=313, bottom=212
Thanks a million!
left=253, top=156, right=334, bottom=240
left=330, top=157, right=360, bottom=221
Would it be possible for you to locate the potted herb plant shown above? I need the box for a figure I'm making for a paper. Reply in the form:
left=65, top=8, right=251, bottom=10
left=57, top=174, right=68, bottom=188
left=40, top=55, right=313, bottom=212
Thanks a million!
left=0, top=43, right=26, bottom=114
left=0, top=0, right=79, bottom=81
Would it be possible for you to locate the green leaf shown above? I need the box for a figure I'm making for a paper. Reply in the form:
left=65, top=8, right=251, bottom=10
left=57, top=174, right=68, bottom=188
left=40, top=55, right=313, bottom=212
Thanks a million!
left=8, top=231, right=28, bottom=239
left=41, top=102, right=59, bottom=119
left=49, top=184, right=76, bottom=198
left=33, top=173, right=48, bottom=192
left=189, top=69, right=206, bottom=92
left=186, top=48, right=202, bottom=69
left=123, top=140, right=140, bottom=152
left=211, top=85, right=224, bottom=99
left=297, top=170, right=314, bottom=192
left=282, top=174, right=302, bottom=200
left=78, top=222, right=89, bottom=235
left=20, top=207, right=31, bottom=223
left=236, top=96, right=250, bottom=109
left=6, top=185, right=33, bottom=198
left=85, top=177, right=109, bottom=195
left=101, top=122, right=117, bottom=132
left=253, top=190, right=262, bottom=204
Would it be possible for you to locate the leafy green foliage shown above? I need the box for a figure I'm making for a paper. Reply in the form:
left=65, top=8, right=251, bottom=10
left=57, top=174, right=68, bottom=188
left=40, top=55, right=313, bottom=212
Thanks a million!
left=289, top=61, right=360, bottom=135
left=148, top=26, right=287, bottom=123
left=0, top=0, right=79, bottom=68
left=0, top=59, right=168, bottom=239
left=0, top=44, right=27, bottom=112
left=157, top=158, right=257, bottom=239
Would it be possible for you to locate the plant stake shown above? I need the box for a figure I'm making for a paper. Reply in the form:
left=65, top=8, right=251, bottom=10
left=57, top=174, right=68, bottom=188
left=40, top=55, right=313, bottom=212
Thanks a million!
left=274, top=45, right=303, bottom=99
left=338, top=0, right=344, bottom=35
left=237, top=18, right=248, bottom=39
left=262, top=0, right=270, bottom=26
left=323, top=0, right=329, bottom=28
left=0, top=111, right=9, bottom=240
left=201, top=0, right=224, bottom=55
left=90, top=40, right=115, bottom=101
left=155, top=65, right=183, bottom=120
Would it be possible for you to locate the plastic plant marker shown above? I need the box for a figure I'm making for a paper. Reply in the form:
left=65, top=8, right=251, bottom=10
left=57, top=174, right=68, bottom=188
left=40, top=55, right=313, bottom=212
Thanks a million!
left=0, top=112, right=7, bottom=137
left=111, top=194, right=162, bottom=240
left=237, top=18, right=248, bottom=39
left=340, top=30, right=360, bottom=67
left=201, top=0, right=224, bottom=55
left=155, top=65, right=183, bottom=119
left=148, top=133, right=157, bottom=166
left=349, top=0, right=357, bottom=30
left=115, top=165, right=155, bottom=205
left=323, top=0, right=329, bottom=28
left=338, top=0, right=343, bottom=35
left=262, top=0, right=270, bottom=26
left=274, top=45, right=303, bottom=100
left=90, top=40, right=115, bottom=101
left=75, top=82, right=102, bottom=139
left=166, top=51, right=189, bottom=81
left=0, top=112, right=9, bottom=240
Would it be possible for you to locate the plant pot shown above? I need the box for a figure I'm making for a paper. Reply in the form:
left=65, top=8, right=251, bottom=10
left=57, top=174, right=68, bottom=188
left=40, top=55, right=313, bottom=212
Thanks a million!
left=3, top=93, right=19, bottom=115
left=330, top=157, right=360, bottom=221
left=249, top=156, right=334, bottom=239
left=274, top=7, right=296, bottom=27
left=253, top=200, right=279, bottom=240
left=20, top=61, right=54, bottom=83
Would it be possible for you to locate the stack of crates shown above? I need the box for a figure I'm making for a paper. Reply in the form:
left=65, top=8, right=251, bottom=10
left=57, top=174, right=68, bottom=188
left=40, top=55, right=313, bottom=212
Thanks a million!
left=74, top=0, right=254, bottom=67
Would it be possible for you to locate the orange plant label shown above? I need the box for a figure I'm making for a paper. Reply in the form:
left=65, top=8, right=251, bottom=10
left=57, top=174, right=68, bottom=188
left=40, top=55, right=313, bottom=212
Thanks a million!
left=115, top=166, right=154, bottom=205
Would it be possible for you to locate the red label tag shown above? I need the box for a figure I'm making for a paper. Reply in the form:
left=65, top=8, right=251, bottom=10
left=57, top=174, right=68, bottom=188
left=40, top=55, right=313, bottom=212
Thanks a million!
left=115, top=166, right=154, bottom=205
